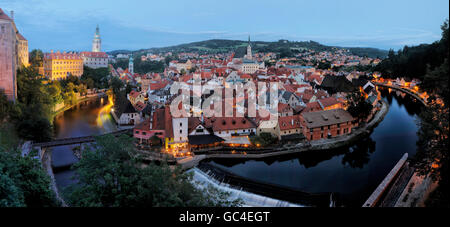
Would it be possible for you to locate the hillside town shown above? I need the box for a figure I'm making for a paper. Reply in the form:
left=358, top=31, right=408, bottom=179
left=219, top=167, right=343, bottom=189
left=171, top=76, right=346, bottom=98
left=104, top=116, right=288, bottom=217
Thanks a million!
left=105, top=36, right=403, bottom=159
left=1, top=4, right=447, bottom=211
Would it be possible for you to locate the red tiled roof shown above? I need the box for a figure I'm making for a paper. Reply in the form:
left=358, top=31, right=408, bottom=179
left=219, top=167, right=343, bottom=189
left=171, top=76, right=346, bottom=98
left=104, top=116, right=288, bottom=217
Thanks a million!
left=278, top=115, right=302, bottom=131
left=164, top=105, right=173, bottom=138
left=135, top=118, right=151, bottom=131
left=303, top=101, right=322, bottom=113
left=134, top=101, right=146, bottom=112
left=204, top=117, right=256, bottom=132
left=17, top=33, right=27, bottom=41
left=153, top=108, right=166, bottom=131
left=0, top=8, right=12, bottom=21
left=80, top=52, right=108, bottom=58
left=129, top=90, right=140, bottom=99
left=318, top=97, right=340, bottom=108
left=44, top=52, right=82, bottom=60
left=278, top=103, right=292, bottom=113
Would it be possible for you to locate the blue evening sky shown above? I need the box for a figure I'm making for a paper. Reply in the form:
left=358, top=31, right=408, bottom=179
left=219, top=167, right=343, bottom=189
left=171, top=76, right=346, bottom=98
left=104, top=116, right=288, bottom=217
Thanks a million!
left=2, top=0, right=448, bottom=52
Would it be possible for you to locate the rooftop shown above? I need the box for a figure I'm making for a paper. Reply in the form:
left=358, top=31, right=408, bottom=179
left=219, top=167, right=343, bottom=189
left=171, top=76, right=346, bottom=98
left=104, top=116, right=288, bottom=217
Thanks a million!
left=301, top=109, right=353, bottom=129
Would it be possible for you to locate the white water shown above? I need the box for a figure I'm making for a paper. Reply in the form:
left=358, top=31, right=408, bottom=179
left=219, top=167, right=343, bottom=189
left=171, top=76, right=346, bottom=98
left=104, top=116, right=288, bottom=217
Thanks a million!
left=189, top=168, right=304, bottom=207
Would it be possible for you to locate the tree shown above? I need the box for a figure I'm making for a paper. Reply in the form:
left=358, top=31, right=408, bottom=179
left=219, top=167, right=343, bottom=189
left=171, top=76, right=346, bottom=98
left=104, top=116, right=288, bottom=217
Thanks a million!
left=346, top=91, right=372, bottom=122
left=80, top=66, right=110, bottom=89
left=12, top=66, right=53, bottom=141
left=0, top=91, right=12, bottom=122
left=0, top=149, right=59, bottom=207
left=66, top=134, right=241, bottom=207
left=110, top=76, right=124, bottom=98
left=29, top=49, right=44, bottom=67
left=46, top=82, right=64, bottom=105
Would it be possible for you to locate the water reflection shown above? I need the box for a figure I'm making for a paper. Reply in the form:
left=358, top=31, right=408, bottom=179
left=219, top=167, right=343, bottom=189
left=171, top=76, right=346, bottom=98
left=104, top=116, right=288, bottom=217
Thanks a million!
left=341, top=137, right=376, bottom=169
left=52, top=97, right=116, bottom=192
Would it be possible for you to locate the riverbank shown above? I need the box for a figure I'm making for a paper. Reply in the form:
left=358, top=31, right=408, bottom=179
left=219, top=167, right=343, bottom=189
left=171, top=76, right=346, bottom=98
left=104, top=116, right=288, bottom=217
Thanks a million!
left=177, top=100, right=389, bottom=170
left=41, top=148, right=67, bottom=207
left=52, top=93, right=107, bottom=119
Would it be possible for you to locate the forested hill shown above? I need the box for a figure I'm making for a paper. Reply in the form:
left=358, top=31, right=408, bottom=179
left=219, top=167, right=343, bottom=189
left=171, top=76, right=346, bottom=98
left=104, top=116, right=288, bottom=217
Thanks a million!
left=108, top=39, right=388, bottom=59
left=374, top=20, right=448, bottom=102
left=375, top=19, right=448, bottom=104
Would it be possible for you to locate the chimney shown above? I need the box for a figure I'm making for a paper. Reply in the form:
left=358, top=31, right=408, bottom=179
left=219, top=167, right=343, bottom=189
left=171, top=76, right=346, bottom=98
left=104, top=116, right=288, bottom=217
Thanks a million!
left=10, top=11, right=14, bottom=20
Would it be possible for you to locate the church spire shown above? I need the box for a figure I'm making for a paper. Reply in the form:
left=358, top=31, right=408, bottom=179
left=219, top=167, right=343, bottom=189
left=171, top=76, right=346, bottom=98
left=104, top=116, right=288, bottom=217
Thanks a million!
left=245, top=35, right=252, bottom=60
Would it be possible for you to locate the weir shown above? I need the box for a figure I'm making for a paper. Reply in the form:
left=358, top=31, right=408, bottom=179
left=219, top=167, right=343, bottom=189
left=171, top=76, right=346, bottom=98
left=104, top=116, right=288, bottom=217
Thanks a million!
left=189, top=168, right=303, bottom=207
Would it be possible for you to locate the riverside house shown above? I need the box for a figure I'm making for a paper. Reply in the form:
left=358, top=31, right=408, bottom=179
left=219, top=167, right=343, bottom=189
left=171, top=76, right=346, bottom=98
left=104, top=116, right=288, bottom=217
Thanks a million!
left=300, top=109, right=354, bottom=141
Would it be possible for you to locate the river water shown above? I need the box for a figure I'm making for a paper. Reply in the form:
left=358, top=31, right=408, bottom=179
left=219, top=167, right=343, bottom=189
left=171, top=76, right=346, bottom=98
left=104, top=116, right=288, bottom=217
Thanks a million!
left=52, top=97, right=117, bottom=192
left=52, top=87, right=423, bottom=206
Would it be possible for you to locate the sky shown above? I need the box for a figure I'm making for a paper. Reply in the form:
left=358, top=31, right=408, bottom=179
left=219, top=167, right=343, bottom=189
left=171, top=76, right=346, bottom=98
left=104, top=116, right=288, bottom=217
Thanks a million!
left=2, top=0, right=449, bottom=52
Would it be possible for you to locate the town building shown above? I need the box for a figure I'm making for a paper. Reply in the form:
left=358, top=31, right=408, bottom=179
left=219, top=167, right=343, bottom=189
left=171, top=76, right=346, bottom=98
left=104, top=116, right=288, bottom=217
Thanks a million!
left=81, top=51, right=108, bottom=69
left=113, top=95, right=141, bottom=126
left=17, top=33, right=29, bottom=67
left=128, top=90, right=146, bottom=106
left=301, top=109, right=354, bottom=141
left=278, top=115, right=303, bottom=141
left=257, top=120, right=279, bottom=138
left=43, top=51, right=83, bottom=80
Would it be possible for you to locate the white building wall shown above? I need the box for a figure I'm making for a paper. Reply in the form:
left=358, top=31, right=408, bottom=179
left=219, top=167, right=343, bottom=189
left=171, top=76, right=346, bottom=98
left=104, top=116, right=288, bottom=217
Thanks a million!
left=172, top=118, right=188, bottom=142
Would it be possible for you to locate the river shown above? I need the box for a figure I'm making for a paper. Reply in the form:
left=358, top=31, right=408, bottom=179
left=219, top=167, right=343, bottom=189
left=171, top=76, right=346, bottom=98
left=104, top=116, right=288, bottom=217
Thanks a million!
left=51, top=87, right=424, bottom=206
left=203, top=87, right=424, bottom=206
left=52, top=97, right=117, bottom=193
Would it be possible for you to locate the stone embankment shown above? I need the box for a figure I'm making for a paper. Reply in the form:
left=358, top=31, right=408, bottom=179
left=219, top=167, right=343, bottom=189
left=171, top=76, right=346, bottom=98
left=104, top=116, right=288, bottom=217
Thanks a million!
left=41, top=148, right=67, bottom=207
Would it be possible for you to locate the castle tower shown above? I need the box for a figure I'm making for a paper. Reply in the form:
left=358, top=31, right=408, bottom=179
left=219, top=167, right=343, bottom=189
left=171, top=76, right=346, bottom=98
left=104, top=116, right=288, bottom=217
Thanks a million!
left=92, top=25, right=101, bottom=52
left=129, top=56, right=134, bottom=74
left=246, top=35, right=252, bottom=60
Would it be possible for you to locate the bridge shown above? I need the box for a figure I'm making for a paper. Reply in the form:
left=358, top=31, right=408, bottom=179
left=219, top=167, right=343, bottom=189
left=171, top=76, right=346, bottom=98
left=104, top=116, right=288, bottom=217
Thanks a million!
left=32, top=129, right=132, bottom=149
left=374, top=82, right=428, bottom=106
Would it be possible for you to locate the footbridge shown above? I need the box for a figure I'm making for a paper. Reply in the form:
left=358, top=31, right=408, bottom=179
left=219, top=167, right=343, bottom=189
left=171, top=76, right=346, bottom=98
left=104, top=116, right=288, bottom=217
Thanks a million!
left=32, top=129, right=132, bottom=149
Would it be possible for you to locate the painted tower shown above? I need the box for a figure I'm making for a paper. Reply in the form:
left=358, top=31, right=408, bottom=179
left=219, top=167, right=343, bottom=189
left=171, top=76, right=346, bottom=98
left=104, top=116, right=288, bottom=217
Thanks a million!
left=129, top=56, right=134, bottom=74
left=92, top=25, right=101, bottom=52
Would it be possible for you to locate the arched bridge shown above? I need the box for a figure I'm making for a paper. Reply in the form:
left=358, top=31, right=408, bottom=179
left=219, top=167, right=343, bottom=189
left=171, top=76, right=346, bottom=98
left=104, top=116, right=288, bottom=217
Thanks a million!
left=32, top=129, right=132, bottom=148
left=374, top=82, right=428, bottom=106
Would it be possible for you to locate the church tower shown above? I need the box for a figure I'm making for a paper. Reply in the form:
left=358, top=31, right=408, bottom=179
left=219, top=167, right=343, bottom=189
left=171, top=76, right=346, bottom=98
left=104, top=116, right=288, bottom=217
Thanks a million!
left=245, top=35, right=252, bottom=60
left=92, top=25, right=101, bottom=52
left=129, top=56, right=134, bottom=74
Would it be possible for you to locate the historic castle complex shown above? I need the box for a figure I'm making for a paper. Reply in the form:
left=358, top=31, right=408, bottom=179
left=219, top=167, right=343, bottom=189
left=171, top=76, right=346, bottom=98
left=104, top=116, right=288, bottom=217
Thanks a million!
left=0, top=9, right=29, bottom=102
